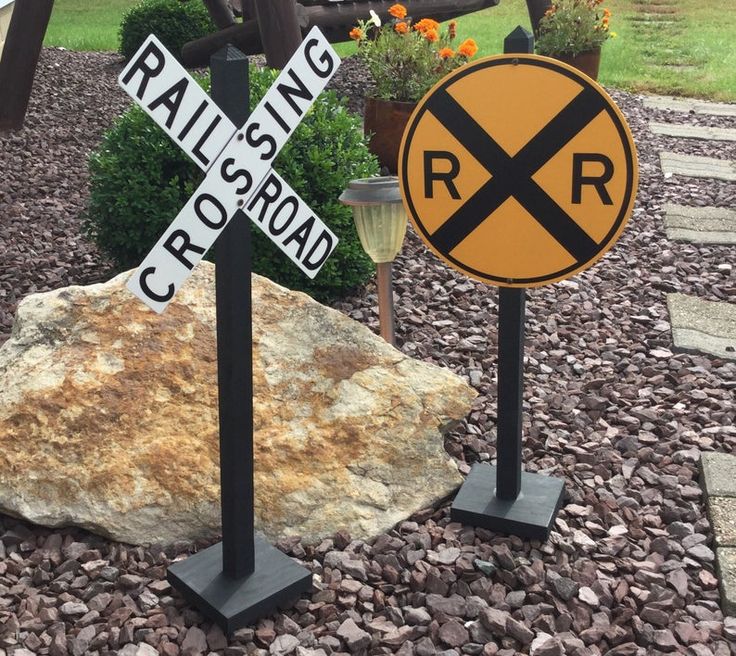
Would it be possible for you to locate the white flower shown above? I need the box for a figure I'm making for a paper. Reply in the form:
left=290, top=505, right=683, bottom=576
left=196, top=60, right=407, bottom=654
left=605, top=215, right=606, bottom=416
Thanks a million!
left=369, top=9, right=382, bottom=27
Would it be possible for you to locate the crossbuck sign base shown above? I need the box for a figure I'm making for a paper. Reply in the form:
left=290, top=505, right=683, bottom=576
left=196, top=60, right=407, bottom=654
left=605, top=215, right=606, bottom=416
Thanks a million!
left=168, top=537, right=311, bottom=633
left=119, top=30, right=341, bottom=631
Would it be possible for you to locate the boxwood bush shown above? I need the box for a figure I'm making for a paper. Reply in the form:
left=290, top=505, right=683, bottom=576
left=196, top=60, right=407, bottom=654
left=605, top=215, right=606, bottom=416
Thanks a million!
left=119, top=0, right=214, bottom=62
left=85, top=67, right=379, bottom=301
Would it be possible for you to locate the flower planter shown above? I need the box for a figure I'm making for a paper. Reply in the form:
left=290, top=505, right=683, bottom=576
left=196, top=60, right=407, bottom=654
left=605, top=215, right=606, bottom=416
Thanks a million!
left=553, top=48, right=601, bottom=81
left=364, top=97, right=417, bottom=174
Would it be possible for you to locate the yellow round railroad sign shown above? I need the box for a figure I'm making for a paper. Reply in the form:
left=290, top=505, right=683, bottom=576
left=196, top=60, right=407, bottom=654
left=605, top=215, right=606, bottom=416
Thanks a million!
left=398, top=54, right=638, bottom=287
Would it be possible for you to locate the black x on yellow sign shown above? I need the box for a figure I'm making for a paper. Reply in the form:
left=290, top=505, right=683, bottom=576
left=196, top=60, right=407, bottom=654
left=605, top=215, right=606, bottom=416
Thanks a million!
left=398, top=54, right=638, bottom=287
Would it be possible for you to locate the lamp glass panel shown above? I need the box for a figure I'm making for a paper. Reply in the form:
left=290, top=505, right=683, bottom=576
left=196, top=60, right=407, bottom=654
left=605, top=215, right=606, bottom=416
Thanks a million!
left=352, top=204, right=407, bottom=263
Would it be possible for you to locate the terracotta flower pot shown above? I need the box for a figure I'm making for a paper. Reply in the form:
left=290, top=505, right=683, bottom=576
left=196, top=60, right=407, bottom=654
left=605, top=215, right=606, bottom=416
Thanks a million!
left=363, top=97, right=417, bottom=175
left=553, top=48, right=601, bottom=81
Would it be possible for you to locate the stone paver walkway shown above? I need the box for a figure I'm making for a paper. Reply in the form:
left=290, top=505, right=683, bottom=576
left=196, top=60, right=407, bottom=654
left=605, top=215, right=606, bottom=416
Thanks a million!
left=652, top=88, right=736, bottom=621
left=650, top=121, right=736, bottom=142
left=644, top=95, right=736, bottom=117
left=660, top=152, right=736, bottom=181
left=666, top=293, right=736, bottom=360
left=701, top=452, right=736, bottom=615
left=662, top=203, right=736, bottom=244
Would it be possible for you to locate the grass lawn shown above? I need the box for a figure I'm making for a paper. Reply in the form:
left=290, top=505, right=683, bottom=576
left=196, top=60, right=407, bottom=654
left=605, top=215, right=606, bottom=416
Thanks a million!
left=601, top=0, right=736, bottom=101
left=337, top=0, right=736, bottom=101
left=44, top=0, right=135, bottom=52
left=45, top=0, right=735, bottom=101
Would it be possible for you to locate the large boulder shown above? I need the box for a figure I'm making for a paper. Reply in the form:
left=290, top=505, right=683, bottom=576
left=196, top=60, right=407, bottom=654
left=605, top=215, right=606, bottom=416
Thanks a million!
left=0, top=264, right=475, bottom=545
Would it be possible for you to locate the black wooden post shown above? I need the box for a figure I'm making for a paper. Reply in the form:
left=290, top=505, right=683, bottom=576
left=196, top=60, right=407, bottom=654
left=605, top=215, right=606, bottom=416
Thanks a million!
left=495, top=26, right=534, bottom=502
left=0, top=0, right=54, bottom=131
left=496, top=288, right=525, bottom=499
left=209, top=45, right=254, bottom=580
left=166, top=44, right=313, bottom=633
left=503, top=24, right=535, bottom=55
left=451, top=26, right=564, bottom=540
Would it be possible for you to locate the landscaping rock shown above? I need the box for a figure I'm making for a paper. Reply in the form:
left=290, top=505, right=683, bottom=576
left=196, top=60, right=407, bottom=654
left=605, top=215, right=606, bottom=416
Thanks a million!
left=506, top=617, right=534, bottom=645
left=0, top=265, right=473, bottom=544
left=270, top=634, right=300, bottom=656
left=438, top=620, right=469, bottom=647
left=181, top=626, right=208, bottom=655
left=551, top=576, right=579, bottom=601
left=337, top=618, right=371, bottom=652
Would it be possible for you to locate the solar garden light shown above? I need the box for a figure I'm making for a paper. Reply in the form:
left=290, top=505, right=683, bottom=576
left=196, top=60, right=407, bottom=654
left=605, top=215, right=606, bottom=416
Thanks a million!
left=339, top=176, right=407, bottom=346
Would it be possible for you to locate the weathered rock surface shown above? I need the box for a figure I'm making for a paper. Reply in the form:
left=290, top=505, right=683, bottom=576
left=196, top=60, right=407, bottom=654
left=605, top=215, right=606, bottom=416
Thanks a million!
left=0, top=264, right=474, bottom=544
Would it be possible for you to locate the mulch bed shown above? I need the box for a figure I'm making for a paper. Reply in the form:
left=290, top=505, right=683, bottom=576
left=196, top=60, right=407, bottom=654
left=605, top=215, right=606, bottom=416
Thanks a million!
left=0, top=48, right=735, bottom=656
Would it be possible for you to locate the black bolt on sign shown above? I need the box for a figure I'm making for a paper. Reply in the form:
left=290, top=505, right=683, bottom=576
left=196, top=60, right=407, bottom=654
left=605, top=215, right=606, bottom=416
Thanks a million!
left=117, top=31, right=341, bottom=632
left=398, top=26, right=639, bottom=540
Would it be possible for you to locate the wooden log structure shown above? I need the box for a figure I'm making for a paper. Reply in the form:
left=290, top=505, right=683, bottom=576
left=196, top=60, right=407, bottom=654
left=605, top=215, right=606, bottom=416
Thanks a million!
left=203, top=0, right=237, bottom=29
left=254, top=0, right=303, bottom=69
left=0, top=0, right=54, bottom=131
left=182, top=0, right=499, bottom=68
left=303, top=0, right=500, bottom=44
left=525, top=0, right=551, bottom=36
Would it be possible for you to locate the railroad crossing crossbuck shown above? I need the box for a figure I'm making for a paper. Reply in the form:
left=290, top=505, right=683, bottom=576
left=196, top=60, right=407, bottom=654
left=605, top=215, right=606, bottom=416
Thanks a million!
left=118, top=28, right=340, bottom=313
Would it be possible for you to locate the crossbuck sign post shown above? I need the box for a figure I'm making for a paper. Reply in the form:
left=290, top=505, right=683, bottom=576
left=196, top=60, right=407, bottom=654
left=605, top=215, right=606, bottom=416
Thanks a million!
left=119, top=29, right=340, bottom=632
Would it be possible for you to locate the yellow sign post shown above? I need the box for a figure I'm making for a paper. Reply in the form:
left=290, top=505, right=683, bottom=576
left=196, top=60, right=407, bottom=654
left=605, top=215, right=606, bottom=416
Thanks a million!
left=399, top=53, right=638, bottom=287
left=399, top=31, right=638, bottom=539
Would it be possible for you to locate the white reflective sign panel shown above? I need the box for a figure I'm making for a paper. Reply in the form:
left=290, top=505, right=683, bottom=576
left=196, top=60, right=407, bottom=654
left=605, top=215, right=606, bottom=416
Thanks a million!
left=119, top=28, right=340, bottom=313
left=119, top=34, right=234, bottom=171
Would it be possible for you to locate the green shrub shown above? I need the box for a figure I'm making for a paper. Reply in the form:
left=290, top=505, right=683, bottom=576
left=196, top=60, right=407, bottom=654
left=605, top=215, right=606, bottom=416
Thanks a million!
left=86, top=67, right=379, bottom=302
left=119, top=0, right=214, bottom=62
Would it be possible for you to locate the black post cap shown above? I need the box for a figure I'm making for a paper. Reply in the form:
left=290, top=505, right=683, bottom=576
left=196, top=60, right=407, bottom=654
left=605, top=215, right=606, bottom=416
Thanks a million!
left=504, top=25, right=534, bottom=54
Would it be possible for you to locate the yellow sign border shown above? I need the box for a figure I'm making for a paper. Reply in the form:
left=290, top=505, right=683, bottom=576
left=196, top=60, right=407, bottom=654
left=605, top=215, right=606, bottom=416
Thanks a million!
left=398, top=53, right=639, bottom=288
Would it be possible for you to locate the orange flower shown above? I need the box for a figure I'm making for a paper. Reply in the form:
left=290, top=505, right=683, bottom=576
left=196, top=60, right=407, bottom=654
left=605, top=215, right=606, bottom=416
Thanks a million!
left=388, top=3, right=407, bottom=19
left=425, top=28, right=439, bottom=42
left=394, top=21, right=408, bottom=34
left=603, top=7, right=611, bottom=17
left=349, top=27, right=363, bottom=40
left=457, top=38, right=478, bottom=58
left=414, top=18, right=440, bottom=34
left=439, top=47, right=455, bottom=59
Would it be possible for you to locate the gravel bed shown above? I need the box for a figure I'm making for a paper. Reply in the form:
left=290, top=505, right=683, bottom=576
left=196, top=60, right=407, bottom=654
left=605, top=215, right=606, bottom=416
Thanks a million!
left=0, top=49, right=126, bottom=341
left=1, top=49, right=735, bottom=656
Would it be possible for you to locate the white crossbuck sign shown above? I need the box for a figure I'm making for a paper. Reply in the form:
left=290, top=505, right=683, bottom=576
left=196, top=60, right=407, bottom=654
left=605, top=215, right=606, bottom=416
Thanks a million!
left=119, top=28, right=341, bottom=313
